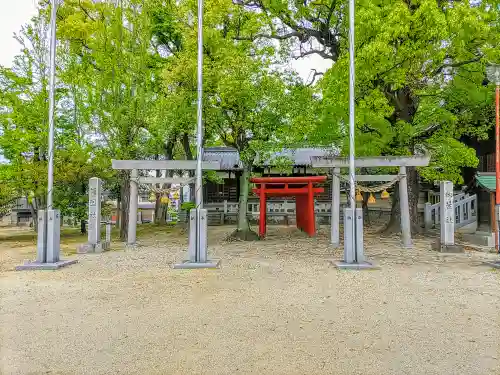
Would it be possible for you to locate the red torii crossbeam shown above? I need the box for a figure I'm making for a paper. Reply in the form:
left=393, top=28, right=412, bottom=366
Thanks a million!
left=251, top=176, right=327, bottom=238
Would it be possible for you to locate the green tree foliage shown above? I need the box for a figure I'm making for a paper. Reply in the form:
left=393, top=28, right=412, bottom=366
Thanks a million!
left=56, top=0, right=168, bottom=238
left=54, top=146, right=112, bottom=233
left=0, top=11, right=55, bottom=226
left=0, top=5, right=117, bottom=233
left=161, top=0, right=316, bottom=238
left=237, top=0, right=500, bottom=232
left=2, top=0, right=499, bottom=242
left=0, top=165, right=17, bottom=218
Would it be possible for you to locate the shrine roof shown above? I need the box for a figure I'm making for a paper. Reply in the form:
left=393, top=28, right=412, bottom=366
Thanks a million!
left=476, top=173, right=496, bottom=192
left=203, top=147, right=338, bottom=170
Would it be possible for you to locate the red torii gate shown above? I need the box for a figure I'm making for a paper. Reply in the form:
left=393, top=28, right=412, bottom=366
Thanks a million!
left=251, top=176, right=327, bottom=238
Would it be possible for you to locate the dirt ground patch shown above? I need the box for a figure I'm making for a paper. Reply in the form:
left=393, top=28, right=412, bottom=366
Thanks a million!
left=1, top=225, right=500, bottom=375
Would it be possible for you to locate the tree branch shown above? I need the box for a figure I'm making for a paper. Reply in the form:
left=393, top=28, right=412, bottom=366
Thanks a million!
left=293, top=47, right=333, bottom=60
left=232, top=0, right=260, bottom=7
left=432, top=56, right=482, bottom=76
left=306, top=69, right=324, bottom=86
left=79, top=0, right=96, bottom=22
left=358, top=124, right=382, bottom=137
left=234, top=31, right=303, bottom=41
left=411, top=123, right=440, bottom=142
left=233, top=0, right=342, bottom=61
left=325, top=0, right=338, bottom=28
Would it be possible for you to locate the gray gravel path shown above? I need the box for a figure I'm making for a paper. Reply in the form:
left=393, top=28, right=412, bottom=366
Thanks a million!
left=1, top=226, right=499, bottom=375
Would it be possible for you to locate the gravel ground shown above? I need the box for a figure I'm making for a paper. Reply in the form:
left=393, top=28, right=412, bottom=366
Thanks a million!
left=1, top=226, right=500, bottom=375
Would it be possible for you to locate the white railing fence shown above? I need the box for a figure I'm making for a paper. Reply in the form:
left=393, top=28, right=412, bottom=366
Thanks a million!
left=424, top=193, right=477, bottom=231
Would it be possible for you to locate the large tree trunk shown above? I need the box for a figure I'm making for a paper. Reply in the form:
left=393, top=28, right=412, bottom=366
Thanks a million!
left=80, top=182, right=87, bottom=234
left=119, top=173, right=130, bottom=241
left=159, top=203, right=168, bottom=224
left=29, top=200, right=38, bottom=232
left=382, top=166, right=421, bottom=235
left=116, top=197, right=121, bottom=229
left=362, top=192, right=370, bottom=226
left=161, top=138, right=176, bottom=224
left=237, top=168, right=250, bottom=231
left=189, top=180, right=195, bottom=202
left=154, top=195, right=163, bottom=224
left=154, top=154, right=163, bottom=224
left=182, top=133, right=195, bottom=202
left=230, top=165, right=259, bottom=241
left=382, top=88, right=420, bottom=235
left=80, top=220, right=87, bottom=235
left=360, top=168, right=370, bottom=225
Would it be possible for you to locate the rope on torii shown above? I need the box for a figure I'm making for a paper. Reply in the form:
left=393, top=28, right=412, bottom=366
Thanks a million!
left=334, top=173, right=403, bottom=203
left=134, top=177, right=194, bottom=203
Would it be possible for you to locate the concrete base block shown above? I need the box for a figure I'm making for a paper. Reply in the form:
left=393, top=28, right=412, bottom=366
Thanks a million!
left=432, top=240, right=464, bottom=253
left=330, top=260, right=379, bottom=270
left=77, top=242, right=110, bottom=254
left=77, top=244, right=94, bottom=254
left=456, top=221, right=478, bottom=234
left=125, top=242, right=142, bottom=250
left=95, top=242, right=111, bottom=253
left=485, top=260, right=500, bottom=269
left=173, top=260, right=221, bottom=269
left=462, top=232, right=495, bottom=247
left=16, top=259, right=78, bottom=271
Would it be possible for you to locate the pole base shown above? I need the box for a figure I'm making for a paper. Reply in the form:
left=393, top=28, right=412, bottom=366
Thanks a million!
left=431, top=240, right=464, bottom=253
left=125, top=242, right=141, bottom=250
left=484, top=260, right=500, bottom=269
left=173, top=260, right=221, bottom=269
left=16, top=259, right=78, bottom=271
left=77, top=242, right=111, bottom=254
left=330, top=260, right=379, bottom=270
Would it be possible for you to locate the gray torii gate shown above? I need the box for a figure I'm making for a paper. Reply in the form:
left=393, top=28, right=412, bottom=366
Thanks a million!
left=111, top=159, right=220, bottom=267
left=312, top=155, right=430, bottom=267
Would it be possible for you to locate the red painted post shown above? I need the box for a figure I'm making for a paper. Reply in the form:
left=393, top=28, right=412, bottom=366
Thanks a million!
left=294, top=196, right=299, bottom=231
left=307, top=182, right=315, bottom=236
left=295, top=196, right=300, bottom=231
left=259, top=183, right=266, bottom=238
left=496, top=85, right=500, bottom=252
left=296, top=195, right=304, bottom=231
left=496, top=85, right=499, bottom=205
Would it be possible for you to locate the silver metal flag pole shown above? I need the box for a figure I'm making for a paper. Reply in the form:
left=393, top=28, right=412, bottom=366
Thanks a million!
left=47, top=0, right=57, bottom=210
left=348, top=0, right=357, bottom=258
left=174, top=0, right=219, bottom=268
left=194, top=0, right=206, bottom=263
left=334, top=0, right=375, bottom=270
left=16, top=0, right=78, bottom=270
left=195, top=0, right=204, bottom=212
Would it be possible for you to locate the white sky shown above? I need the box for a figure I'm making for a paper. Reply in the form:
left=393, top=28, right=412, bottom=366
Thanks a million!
left=0, top=0, right=331, bottom=79
left=0, top=0, right=39, bottom=67
left=0, top=1, right=331, bottom=163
